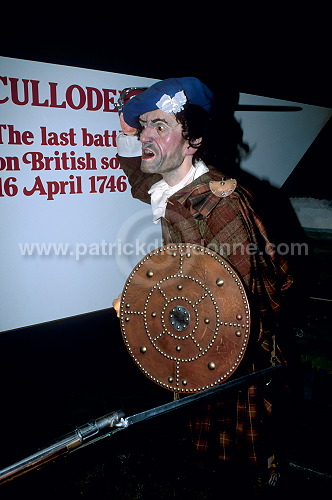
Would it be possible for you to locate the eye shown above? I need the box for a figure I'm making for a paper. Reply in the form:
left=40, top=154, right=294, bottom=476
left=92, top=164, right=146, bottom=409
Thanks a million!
left=155, top=122, right=167, bottom=133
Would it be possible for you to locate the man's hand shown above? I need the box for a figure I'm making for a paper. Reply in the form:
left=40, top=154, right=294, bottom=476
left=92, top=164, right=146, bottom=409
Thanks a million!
left=112, top=293, right=122, bottom=317
left=119, top=113, right=138, bottom=136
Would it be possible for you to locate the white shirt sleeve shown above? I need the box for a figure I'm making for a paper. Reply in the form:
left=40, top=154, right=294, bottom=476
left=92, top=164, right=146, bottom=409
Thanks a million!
left=116, top=132, right=142, bottom=157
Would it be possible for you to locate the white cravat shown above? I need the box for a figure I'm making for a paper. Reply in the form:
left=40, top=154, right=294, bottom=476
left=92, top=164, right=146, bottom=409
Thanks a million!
left=148, top=160, right=209, bottom=223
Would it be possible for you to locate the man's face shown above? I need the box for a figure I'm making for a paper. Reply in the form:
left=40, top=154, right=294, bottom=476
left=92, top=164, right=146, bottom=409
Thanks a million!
left=138, top=109, right=190, bottom=175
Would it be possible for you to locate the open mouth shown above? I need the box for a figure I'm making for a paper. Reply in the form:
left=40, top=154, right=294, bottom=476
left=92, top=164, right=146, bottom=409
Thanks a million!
left=142, top=148, right=155, bottom=160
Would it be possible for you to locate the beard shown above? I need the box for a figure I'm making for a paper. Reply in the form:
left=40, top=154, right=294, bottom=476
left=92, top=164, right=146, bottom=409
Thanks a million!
left=140, top=144, right=186, bottom=176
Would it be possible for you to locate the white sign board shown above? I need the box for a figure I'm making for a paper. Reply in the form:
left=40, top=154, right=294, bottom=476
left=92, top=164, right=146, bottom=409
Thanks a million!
left=236, top=93, right=331, bottom=187
left=0, top=56, right=160, bottom=332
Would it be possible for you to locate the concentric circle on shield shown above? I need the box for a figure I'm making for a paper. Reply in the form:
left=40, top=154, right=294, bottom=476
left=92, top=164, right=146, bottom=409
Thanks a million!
left=115, top=208, right=162, bottom=277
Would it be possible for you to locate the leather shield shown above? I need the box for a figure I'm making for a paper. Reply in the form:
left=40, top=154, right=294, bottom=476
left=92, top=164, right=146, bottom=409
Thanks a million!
left=120, top=243, right=250, bottom=393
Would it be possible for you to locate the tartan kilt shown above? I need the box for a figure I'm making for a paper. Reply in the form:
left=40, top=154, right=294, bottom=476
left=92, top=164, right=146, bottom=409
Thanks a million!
left=187, top=382, right=271, bottom=465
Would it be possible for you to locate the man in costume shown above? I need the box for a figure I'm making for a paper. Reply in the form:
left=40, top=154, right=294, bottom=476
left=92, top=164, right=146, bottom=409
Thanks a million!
left=113, top=77, right=300, bottom=493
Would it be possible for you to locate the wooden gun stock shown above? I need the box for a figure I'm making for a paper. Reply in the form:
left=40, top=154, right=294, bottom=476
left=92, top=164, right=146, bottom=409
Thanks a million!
left=0, top=410, right=124, bottom=485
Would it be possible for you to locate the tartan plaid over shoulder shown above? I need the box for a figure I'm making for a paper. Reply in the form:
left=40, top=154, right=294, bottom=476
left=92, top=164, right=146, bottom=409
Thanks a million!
left=118, top=155, right=295, bottom=465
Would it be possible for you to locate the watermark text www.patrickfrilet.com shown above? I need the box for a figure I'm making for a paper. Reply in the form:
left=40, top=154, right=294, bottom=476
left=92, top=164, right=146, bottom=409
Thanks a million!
left=18, top=240, right=309, bottom=261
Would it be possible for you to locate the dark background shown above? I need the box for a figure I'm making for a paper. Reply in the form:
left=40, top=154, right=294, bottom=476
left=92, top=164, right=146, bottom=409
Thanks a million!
left=3, top=9, right=332, bottom=109
left=1, top=11, right=331, bottom=498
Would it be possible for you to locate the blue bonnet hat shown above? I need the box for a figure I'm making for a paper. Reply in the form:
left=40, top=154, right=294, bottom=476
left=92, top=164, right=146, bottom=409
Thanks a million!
left=123, top=77, right=214, bottom=128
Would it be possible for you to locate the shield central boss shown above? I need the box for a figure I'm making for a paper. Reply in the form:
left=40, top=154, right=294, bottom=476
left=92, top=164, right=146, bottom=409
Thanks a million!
left=120, top=244, right=250, bottom=393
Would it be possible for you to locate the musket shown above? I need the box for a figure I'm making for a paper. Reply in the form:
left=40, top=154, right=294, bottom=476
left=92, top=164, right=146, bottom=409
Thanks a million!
left=0, top=365, right=281, bottom=485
